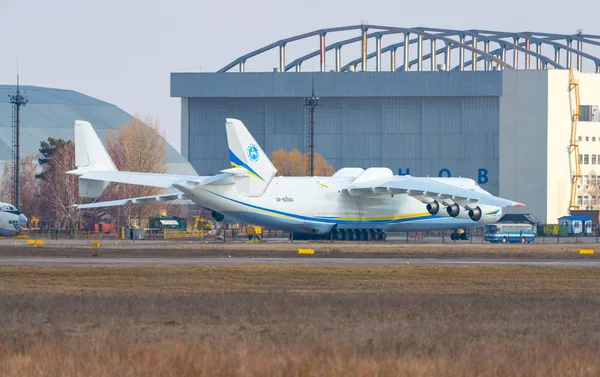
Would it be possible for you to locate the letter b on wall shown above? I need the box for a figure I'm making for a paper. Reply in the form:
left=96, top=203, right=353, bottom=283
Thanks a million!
left=478, top=168, right=489, bottom=184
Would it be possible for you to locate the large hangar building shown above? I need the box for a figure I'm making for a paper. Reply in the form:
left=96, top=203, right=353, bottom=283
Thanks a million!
left=171, top=25, right=600, bottom=223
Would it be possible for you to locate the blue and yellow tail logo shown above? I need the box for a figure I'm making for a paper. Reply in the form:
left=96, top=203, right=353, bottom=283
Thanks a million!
left=247, top=144, right=260, bottom=162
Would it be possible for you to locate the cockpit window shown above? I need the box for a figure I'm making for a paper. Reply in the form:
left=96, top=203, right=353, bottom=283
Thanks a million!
left=0, top=204, right=18, bottom=212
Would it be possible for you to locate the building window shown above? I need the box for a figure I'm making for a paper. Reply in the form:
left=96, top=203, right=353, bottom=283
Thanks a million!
left=580, top=154, right=584, bottom=164
left=593, top=196, right=597, bottom=208
left=592, top=175, right=597, bottom=185
left=593, top=137, right=596, bottom=142
left=584, top=196, right=589, bottom=208
left=584, top=154, right=590, bottom=164
left=593, top=155, right=597, bottom=165
left=584, top=175, right=589, bottom=187
left=586, top=136, right=590, bottom=141
left=579, top=136, right=583, bottom=141
left=578, top=196, right=583, bottom=206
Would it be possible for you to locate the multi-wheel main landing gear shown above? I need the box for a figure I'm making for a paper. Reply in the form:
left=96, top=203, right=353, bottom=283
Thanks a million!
left=450, top=229, right=469, bottom=241
left=291, top=228, right=387, bottom=241
left=331, top=228, right=386, bottom=241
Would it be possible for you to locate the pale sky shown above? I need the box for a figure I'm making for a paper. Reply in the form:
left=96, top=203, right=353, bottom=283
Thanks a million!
left=1, top=0, right=599, bottom=152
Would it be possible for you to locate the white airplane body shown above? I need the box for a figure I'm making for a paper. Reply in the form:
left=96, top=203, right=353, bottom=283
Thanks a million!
left=69, top=119, right=523, bottom=239
left=0, top=202, right=28, bottom=237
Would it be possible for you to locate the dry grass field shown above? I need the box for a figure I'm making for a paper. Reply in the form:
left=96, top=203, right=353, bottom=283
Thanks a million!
left=1, top=265, right=600, bottom=376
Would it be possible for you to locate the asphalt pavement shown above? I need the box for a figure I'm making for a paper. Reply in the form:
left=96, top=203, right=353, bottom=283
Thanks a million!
left=1, top=257, right=599, bottom=267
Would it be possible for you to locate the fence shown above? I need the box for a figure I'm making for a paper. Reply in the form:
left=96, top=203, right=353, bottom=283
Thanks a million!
left=163, top=229, right=205, bottom=239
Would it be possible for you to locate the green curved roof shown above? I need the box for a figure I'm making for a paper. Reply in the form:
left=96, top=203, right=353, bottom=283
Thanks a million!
left=0, top=85, right=196, bottom=175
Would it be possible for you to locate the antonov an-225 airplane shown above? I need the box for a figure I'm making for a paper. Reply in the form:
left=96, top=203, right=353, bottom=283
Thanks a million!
left=69, top=118, right=523, bottom=241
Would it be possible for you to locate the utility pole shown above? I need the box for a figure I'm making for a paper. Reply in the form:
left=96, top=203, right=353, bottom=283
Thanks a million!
left=304, top=82, right=320, bottom=176
left=8, top=76, right=28, bottom=209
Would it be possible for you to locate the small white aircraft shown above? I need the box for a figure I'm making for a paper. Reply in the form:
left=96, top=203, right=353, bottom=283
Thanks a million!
left=68, top=119, right=523, bottom=240
left=0, top=202, right=28, bottom=237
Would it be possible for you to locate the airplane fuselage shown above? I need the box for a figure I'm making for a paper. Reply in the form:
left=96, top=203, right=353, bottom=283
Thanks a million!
left=175, top=176, right=502, bottom=235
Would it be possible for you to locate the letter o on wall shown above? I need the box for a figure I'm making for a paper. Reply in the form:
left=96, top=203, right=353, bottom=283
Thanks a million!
left=438, top=168, right=451, bottom=177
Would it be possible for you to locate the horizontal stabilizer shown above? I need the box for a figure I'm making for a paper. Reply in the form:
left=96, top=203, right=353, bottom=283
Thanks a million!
left=73, top=173, right=234, bottom=209
left=74, top=193, right=189, bottom=209
left=71, top=170, right=207, bottom=189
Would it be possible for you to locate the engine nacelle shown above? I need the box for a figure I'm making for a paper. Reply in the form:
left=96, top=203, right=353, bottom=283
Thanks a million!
left=426, top=201, right=440, bottom=215
left=211, top=210, right=225, bottom=222
left=446, top=203, right=460, bottom=217
left=468, top=207, right=482, bottom=221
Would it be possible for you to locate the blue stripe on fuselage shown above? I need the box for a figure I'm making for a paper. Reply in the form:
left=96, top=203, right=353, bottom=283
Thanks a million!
left=207, top=191, right=440, bottom=225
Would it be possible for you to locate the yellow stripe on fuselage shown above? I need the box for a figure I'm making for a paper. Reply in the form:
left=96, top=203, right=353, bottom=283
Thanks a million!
left=332, top=212, right=431, bottom=221
left=254, top=208, right=298, bottom=221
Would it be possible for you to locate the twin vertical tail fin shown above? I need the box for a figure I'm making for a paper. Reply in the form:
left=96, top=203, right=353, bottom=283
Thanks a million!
left=72, top=120, right=118, bottom=198
left=225, top=118, right=277, bottom=197
left=71, top=118, right=274, bottom=198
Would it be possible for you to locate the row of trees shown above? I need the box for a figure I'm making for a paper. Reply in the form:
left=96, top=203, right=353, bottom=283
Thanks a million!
left=270, top=149, right=334, bottom=176
left=0, top=115, right=167, bottom=230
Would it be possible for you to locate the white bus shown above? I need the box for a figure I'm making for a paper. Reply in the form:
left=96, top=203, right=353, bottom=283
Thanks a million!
left=484, top=223, right=535, bottom=243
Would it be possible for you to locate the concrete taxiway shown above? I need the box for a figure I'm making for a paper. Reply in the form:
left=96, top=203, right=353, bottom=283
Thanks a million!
left=1, top=257, right=599, bottom=267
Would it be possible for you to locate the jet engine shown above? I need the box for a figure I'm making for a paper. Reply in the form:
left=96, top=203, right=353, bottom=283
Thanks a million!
left=211, top=210, right=225, bottom=222
left=468, top=207, right=482, bottom=221
left=426, top=201, right=440, bottom=215
left=446, top=203, right=460, bottom=217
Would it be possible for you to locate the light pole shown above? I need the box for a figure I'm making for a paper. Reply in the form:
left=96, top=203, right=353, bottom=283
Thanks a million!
left=8, top=75, right=27, bottom=209
left=304, top=87, right=320, bottom=176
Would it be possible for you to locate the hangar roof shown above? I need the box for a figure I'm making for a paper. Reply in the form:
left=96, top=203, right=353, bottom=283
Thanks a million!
left=217, top=25, right=600, bottom=74
left=0, top=85, right=196, bottom=175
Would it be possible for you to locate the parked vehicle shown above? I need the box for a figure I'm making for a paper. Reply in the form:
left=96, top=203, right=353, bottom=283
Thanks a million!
left=484, top=223, right=535, bottom=243
left=247, top=225, right=263, bottom=240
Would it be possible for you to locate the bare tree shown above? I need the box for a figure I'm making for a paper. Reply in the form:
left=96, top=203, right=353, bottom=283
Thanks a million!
left=103, top=114, right=167, bottom=227
left=38, top=143, right=82, bottom=230
left=0, top=154, right=43, bottom=218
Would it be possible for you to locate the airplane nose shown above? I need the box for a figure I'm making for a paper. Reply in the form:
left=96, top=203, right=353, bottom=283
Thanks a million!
left=18, top=213, right=28, bottom=225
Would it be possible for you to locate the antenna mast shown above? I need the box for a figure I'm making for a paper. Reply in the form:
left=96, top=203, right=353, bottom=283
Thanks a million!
left=8, top=75, right=28, bottom=209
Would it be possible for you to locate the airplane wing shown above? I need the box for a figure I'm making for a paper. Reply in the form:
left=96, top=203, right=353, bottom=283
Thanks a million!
left=74, top=193, right=189, bottom=209
left=344, top=176, right=523, bottom=208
